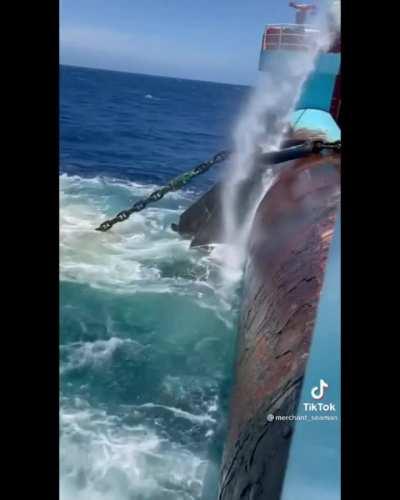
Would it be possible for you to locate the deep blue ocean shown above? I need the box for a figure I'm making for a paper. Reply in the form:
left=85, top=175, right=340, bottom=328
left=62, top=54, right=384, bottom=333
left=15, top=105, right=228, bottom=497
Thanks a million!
left=60, top=65, right=250, bottom=500
left=60, top=65, right=249, bottom=188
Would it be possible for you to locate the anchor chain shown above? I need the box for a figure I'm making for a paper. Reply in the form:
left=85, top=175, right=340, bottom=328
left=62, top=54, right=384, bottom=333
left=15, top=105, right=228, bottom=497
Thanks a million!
left=96, top=150, right=230, bottom=232
left=312, top=139, right=341, bottom=153
left=95, top=139, right=340, bottom=232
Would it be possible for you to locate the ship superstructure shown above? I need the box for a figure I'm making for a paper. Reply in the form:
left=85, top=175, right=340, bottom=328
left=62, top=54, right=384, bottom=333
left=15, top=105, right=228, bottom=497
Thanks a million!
left=259, top=2, right=341, bottom=131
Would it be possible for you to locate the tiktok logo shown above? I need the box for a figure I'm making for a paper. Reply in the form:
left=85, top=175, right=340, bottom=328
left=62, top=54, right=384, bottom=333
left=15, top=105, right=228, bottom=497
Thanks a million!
left=311, top=379, right=329, bottom=400
left=303, top=379, right=336, bottom=413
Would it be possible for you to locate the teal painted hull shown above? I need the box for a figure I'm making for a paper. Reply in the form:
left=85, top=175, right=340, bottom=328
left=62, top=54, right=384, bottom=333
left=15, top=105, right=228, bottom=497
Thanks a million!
left=259, top=49, right=341, bottom=126
left=298, top=52, right=340, bottom=111
left=291, top=108, right=340, bottom=140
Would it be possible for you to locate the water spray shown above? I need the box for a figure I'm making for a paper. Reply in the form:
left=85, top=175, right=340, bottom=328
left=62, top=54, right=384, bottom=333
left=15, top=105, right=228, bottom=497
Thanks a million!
left=219, top=8, right=335, bottom=277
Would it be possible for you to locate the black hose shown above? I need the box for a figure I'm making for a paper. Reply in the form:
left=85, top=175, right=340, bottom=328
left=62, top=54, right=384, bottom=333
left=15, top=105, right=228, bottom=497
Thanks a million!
left=96, top=139, right=340, bottom=231
left=258, top=139, right=314, bottom=165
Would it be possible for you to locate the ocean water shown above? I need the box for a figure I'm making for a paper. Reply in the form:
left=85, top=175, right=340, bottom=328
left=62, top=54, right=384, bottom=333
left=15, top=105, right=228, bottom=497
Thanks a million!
left=60, top=65, right=249, bottom=500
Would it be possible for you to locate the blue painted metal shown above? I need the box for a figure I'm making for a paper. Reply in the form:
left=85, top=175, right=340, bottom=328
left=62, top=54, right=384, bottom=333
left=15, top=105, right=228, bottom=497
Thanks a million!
left=259, top=49, right=341, bottom=113
left=280, top=216, right=341, bottom=500
left=296, top=53, right=340, bottom=112
left=291, top=108, right=341, bottom=140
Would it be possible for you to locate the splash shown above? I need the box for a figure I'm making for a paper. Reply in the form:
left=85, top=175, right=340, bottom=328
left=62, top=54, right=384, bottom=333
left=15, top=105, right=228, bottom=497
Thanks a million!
left=220, top=18, right=333, bottom=279
left=328, top=1, right=341, bottom=32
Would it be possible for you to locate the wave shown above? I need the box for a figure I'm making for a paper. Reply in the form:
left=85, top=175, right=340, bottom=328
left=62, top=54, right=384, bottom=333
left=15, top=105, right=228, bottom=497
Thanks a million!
left=60, top=173, right=240, bottom=326
left=60, top=399, right=207, bottom=500
left=60, top=173, right=239, bottom=499
left=60, top=337, right=149, bottom=374
left=144, top=94, right=161, bottom=101
left=135, top=403, right=216, bottom=426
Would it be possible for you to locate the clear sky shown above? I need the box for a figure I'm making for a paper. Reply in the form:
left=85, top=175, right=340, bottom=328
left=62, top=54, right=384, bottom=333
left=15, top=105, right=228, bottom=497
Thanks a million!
left=60, top=0, right=304, bottom=85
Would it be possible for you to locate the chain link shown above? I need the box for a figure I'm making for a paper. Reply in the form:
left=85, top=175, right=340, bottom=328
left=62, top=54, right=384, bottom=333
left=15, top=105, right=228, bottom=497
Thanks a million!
left=95, top=141, right=339, bottom=232
left=96, top=150, right=230, bottom=231
left=312, top=140, right=341, bottom=152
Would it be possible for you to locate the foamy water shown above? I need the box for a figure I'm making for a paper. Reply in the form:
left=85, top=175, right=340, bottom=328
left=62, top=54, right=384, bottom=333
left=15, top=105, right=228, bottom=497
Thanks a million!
left=60, top=174, right=239, bottom=500
left=60, top=399, right=209, bottom=500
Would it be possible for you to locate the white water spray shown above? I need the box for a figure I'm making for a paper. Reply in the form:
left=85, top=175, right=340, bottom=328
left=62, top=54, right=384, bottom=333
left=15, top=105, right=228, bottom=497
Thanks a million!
left=220, top=15, right=333, bottom=280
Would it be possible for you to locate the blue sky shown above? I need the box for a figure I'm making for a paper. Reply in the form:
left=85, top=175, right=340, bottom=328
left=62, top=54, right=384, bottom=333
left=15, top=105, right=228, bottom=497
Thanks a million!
left=60, top=0, right=302, bottom=84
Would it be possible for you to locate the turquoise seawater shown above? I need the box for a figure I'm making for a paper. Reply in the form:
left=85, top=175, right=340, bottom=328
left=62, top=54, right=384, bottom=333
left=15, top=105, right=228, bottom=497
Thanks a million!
left=60, top=174, right=240, bottom=500
left=60, top=66, right=246, bottom=499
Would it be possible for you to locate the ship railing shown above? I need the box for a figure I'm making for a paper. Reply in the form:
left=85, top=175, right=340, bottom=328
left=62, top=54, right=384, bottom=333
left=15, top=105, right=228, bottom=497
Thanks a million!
left=262, top=23, right=320, bottom=52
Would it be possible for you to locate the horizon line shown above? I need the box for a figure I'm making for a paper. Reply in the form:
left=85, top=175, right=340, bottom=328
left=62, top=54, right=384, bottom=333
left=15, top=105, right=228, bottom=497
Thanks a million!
left=60, top=63, right=252, bottom=88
